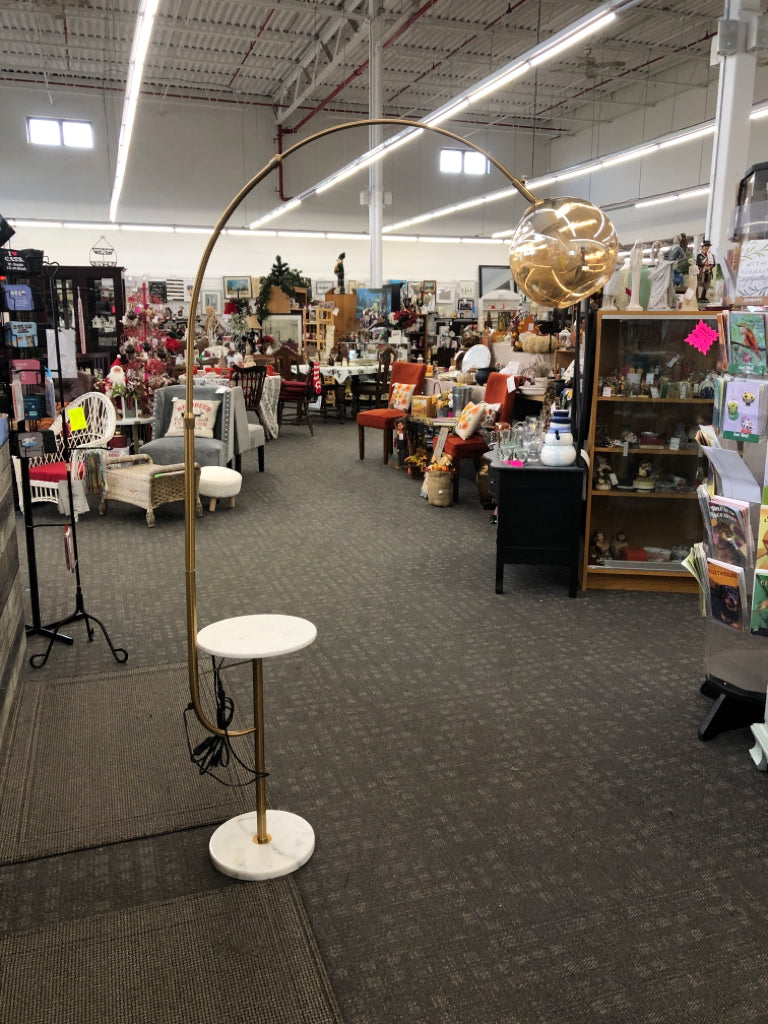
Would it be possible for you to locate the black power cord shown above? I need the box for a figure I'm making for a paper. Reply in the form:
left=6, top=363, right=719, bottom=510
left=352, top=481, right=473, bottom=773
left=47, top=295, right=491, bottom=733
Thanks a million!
left=183, top=657, right=268, bottom=787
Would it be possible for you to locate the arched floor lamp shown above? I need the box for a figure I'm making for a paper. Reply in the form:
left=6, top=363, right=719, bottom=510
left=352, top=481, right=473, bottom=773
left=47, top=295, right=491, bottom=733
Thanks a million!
left=182, top=117, right=619, bottom=877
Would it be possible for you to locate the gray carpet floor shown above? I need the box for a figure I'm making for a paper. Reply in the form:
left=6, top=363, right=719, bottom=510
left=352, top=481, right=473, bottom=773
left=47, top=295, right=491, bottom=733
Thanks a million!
left=3, top=415, right=768, bottom=1023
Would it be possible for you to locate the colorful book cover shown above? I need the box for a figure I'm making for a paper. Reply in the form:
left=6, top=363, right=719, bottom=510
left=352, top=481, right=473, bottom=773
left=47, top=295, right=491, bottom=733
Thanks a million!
left=700, top=490, right=753, bottom=569
left=756, top=505, right=768, bottom=570
left=721, top=378, right=765, bottom=442
left=727, top=311, right=767, bottom=374
left=750, top=570, right=768, bottom=636
left=706, top=558, right=747, bottom=631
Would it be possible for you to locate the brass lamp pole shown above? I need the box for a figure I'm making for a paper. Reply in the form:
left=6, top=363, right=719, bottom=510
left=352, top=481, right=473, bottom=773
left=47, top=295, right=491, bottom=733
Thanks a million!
left=183, top=117, right=618, bottom=736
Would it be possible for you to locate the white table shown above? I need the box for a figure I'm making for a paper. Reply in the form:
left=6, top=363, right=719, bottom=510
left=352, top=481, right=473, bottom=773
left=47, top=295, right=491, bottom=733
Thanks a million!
left=197, top=613, right=317, bottom=881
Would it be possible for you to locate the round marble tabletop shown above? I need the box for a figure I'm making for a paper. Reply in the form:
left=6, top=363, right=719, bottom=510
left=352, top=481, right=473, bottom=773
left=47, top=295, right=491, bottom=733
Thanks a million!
left=197, top=613, right=317, bottom=660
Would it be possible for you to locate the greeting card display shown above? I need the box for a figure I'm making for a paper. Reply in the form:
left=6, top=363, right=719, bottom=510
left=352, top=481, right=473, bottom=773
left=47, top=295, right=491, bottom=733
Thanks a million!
left=726, top=311, right=767, bottom=375
left=750, top=570, right=768, bottom=636
left=720, top=378, right=767, bottom=443
left=698, top=486, right=754, bottom=569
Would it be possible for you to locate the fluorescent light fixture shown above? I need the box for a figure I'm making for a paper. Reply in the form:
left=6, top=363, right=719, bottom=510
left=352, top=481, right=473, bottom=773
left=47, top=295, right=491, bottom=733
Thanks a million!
left=384, top=235, right=418, bottom=242
left=120, top=223, right=173, bottom=232
left=249, top=197, right=302, bottom=229
left=63, top=222, right=114, bottom=230
left=174, top=226, right=211, bottom=234
left=469, top=62, right=530, bottom=104
left=252, top=229, right=278, bottom=237
left=224, top=228, right=256, bottom=236
left=601, top=144, right=658, bottom=168
left=658, top=124, right=715, bottom=148
left=327, top=232, right=368, bottom=239
left=460, top=237, right=506, bottom=244
left=556, top=167, right=593, bottom=182
left=109, top=0, right=160, bottom=222
left=530, top=11, right=617, bottom=67
left=750, top=103, right=768, bottom=120
left=634, top=186, right=709, bottom=209
left=12, top=220, right=63, bottom=228
left=635, top=195, right=679, bottom=208
left=526, top=175, right=558, bottom=189
left=277, top=230, right=325, bottom=238
left=418, top=236, right=461, bottom=243
left=425, top=99, right=470, bottom=128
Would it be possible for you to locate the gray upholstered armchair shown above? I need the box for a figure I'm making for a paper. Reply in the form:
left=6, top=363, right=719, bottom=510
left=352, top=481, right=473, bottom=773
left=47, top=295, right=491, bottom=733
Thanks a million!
left=141, top=385, right=235, bottom=468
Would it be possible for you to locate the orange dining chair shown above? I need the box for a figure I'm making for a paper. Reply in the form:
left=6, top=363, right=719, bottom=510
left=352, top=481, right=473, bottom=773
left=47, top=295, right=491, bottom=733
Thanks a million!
left=435, top=371, right=518, bottom=502
left=357, top=360, right=427, bottom=463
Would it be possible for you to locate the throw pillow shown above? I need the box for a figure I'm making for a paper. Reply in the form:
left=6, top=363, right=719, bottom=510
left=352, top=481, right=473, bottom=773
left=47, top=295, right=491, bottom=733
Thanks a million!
left=480, top=402, right=502, bottom=428
left=389, top=382, right=416, bottom=412
left=165, top=398, right=221, bottom=438
left=455, top=401, right=486, bottom=439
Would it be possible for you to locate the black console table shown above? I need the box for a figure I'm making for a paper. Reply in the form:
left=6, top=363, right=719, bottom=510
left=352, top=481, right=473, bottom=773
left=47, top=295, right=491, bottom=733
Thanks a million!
left=485, top=454, right=586, bottom=598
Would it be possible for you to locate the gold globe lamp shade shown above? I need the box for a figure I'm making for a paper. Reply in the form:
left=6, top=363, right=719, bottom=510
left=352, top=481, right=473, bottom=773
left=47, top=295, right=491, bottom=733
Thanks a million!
left=508, top=196, right=619, bottom=309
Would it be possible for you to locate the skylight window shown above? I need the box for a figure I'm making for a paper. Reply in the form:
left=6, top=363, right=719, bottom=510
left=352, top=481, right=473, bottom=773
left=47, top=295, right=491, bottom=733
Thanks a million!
left=439, top=148, right=489, bottom=176
left=27, top=117, right=94, bottom=149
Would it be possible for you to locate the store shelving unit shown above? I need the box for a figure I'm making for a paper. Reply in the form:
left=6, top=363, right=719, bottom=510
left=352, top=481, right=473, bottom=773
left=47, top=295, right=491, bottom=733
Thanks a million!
left=302, top=304, right=335, bottom=359
left=582, top=310, right=719, bottom=592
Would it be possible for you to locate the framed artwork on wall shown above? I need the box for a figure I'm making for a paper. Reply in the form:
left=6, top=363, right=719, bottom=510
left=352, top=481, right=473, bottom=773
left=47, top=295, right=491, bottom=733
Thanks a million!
left=147, top=280, right=167, bottom=304
left=436, top=283, right=454, bottom=305
left=203, top=290, right=222, bottom=313
left=458, top=279, right=475, bottom=300
left=223, top=276, right=252, bottom=299
left=315, top=280, right=334, bottom=296
left=478, top=265, right=517, bottom=297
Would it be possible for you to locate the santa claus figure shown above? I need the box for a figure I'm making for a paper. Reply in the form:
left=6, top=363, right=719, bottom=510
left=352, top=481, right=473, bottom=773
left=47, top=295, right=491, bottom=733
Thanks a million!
left=106, top=356, right=126, bottom=393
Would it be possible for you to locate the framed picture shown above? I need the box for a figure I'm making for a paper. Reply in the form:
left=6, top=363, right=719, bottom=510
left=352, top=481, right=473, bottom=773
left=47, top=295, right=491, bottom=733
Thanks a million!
left=147, top=280, right=167, bottom=304
left=315, top=280, right=334, bottom=296
left=479, top=265, right=517, bottom=297
left=436, top=283, right=454, bottom=305
left=422, top=279, right=436, bottom=293
left=223, top=276, right=252, bottom=299
left=347, top=280, right=358, bottom=292
left=203, top=290, right=222, bottom=313
left=458, top=279, right=475, bottom=300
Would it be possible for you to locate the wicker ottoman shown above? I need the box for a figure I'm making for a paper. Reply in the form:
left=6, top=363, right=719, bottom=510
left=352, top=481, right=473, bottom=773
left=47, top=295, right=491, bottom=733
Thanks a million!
left=198, top=466, right=242, bottom=512
left=99, top=454, right=202, bottom=528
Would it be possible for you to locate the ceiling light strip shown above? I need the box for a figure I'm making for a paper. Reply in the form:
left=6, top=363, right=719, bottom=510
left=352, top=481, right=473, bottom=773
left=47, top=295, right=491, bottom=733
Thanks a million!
left=109, top=0, right=160, bottom=223
left=249, top=2, right=625, bottom=226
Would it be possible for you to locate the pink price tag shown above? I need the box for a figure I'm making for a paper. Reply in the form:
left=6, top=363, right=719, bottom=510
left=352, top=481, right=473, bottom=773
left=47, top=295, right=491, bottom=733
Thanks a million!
left=685, top=320, right=719, bottom=355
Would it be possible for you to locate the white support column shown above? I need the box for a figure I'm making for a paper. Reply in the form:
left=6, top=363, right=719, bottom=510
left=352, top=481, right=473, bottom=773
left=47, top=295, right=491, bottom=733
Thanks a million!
left=368, top=0, right=383, bottom=288
left=706, top=0, right=761, bottom=290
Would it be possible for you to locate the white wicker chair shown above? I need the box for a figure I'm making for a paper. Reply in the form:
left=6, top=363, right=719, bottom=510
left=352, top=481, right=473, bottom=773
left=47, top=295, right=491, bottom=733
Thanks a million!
left=13, top=391, right=117, bottom=514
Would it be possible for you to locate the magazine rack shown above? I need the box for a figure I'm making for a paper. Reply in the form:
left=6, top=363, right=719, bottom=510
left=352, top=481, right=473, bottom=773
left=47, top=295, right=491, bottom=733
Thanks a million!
left=694, top=310, right=768, bottom=743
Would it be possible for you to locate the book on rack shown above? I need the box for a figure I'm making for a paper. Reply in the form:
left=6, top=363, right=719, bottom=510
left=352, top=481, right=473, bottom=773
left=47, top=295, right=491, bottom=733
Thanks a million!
left=750, top=569, right=768, bottom=636
left=706, top=558, right=748, bottom=631
left=756, top=505, right=768, bottom=569
left=682, top=542, right=708, bottom=616
left=726, top=311, right=767, bottom=375
left=698, top=486, right=754, bottom=569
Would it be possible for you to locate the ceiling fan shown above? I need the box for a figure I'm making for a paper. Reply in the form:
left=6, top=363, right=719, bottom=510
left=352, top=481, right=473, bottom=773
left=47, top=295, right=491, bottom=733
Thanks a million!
left=580, top=47, right=626, bottom=78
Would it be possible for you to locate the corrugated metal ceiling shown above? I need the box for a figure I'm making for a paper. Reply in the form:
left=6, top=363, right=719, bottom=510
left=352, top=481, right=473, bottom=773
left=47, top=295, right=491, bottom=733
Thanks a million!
left=0, top=0, right=732, bottom=139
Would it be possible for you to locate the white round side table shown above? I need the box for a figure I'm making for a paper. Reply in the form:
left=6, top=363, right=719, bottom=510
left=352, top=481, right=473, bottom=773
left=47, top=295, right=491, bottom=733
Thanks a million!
left=196, top=613, right=317, bottom=881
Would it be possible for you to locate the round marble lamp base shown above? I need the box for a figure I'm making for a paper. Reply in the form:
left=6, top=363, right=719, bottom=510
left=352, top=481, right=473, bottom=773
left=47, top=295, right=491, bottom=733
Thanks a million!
left=209, top=809, right=315, bottom=881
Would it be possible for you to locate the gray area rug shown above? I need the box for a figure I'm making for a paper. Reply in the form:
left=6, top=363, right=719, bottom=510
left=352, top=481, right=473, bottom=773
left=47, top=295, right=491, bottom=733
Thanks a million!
left=0, top=881, right=342, bottom=1024
left=0, top=661, right=259, bottom=863
left=8, top=418, right=768, bottom=1023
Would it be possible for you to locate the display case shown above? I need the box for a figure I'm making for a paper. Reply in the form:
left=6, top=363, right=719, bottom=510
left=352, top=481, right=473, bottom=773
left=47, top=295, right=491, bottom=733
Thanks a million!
left=582, top=311, right=720, bottom=592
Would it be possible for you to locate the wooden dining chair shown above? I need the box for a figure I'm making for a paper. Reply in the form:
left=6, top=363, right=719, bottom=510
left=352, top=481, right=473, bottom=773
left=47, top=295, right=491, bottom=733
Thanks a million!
left=278, top=360, right=318, bottom=436
left=350, top=345, right=393, bottom=416
left=231, top=364, right=268, bottom=470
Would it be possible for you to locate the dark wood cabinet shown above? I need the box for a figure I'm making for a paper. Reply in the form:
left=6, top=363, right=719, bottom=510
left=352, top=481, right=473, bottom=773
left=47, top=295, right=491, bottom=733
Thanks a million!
left=486, top=455, right=586, bottom=597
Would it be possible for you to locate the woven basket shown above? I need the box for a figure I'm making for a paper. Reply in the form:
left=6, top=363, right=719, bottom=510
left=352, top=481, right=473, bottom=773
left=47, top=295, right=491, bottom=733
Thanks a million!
left=426, top=470, right=452, bottom=507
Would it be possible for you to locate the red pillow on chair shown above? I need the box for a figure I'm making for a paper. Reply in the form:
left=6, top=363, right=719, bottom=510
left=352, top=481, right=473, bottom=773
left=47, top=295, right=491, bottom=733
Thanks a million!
left=28, top=461, right=83, bottom=482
